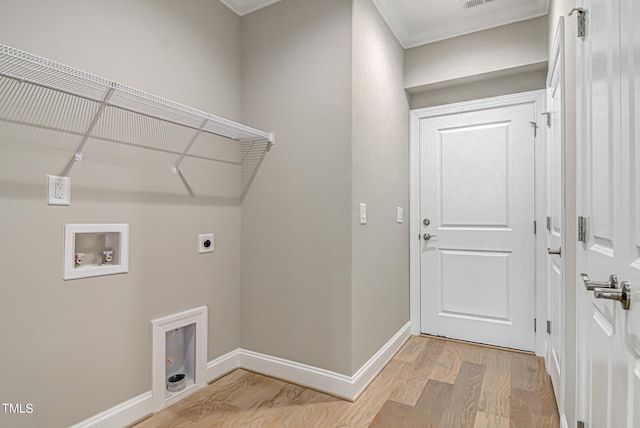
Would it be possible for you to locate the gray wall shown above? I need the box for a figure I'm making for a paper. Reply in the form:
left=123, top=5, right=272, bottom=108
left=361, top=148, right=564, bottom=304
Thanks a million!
left=351, top=0, right=409, bottom=372
left=240, top=0, right=411, bottom=376
left=240, top=0, right=354, bottom=375
left=0, top=1, right=243, bottom=427
left=409, top=67, right=547, bottom=109
left=405, top=16, right=548, bottom=90
left=406, top=16, right=548, bottom=109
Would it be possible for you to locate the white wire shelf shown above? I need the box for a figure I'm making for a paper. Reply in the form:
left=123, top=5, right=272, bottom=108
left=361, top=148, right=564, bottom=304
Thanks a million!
left=0, top=44, right=274, bottom=197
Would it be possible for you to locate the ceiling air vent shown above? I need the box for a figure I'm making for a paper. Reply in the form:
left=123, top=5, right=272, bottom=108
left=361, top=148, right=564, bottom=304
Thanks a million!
left=460, top=0, right=496, bottom=9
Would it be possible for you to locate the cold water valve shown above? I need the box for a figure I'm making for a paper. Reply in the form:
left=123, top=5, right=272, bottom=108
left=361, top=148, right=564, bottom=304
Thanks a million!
left=102, top=250, right=113, bottom=264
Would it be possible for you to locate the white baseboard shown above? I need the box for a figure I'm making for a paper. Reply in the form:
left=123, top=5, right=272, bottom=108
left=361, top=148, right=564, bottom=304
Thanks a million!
left=349, top=322, right=412, bottom=400
left=237, top=348, right=355, bottom=399
left=73, top=322, right=411, bottom=427
left=208, top=321, right=412, bottom=401
left=206, top=348, right=242, bottom=382
left=68, top=391, right=153, bottom=428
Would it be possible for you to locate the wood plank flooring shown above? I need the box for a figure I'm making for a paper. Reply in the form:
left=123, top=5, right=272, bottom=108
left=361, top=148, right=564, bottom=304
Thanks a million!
left=134, top=336, right=559, bottom=427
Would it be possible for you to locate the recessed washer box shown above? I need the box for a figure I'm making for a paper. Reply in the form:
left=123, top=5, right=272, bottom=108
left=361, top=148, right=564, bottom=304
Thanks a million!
left=64, top=224, right=129, bottom=280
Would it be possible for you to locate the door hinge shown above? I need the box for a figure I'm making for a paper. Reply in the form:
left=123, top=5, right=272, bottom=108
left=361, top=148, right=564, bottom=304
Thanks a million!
left=546, top=320, right=551, bottom=335
left=578, top=216, right=588, bottom=243
left=529, top=121, right=538, bottom=137
left=578, top=216, right=587, bottom=243
left=546, top=216, right=552, bottom=231
left=569, top=8, right=586, bottom=39
left=577, top=421, right=586, bottom=428
left=534, top=318, right=537, bottom=332
left=534, top=220, right=537, bottom=234
left=541, top=112, right=551, bottom=127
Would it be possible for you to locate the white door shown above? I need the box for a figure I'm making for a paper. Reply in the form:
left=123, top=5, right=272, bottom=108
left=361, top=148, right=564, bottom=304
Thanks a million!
left=419, top=96, right=537, bottom=351
left=576, top=0, right=640, bottom=426
left=546, top=18, right=565, bottom=408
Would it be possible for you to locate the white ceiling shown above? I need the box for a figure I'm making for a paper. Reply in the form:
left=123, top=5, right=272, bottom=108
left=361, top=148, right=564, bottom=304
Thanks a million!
left=220, top=0, right=549, bottom=48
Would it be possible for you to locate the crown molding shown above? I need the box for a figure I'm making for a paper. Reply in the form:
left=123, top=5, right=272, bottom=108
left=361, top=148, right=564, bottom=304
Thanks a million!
left=373, top=0, right=549, bottom=49
left=220, top=0, right=283, bottom=16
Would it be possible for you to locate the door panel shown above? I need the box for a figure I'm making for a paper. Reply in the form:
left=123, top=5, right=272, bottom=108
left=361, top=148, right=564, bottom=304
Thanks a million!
left=440, top=123, right=509, bottom=226
left=622, top=0, right=640, bottom=425
left=588, top=310, right=614, bottom=428
left=549, top=260, right=562, bottom=382
left=577, top=0, right=640, bottom=426
left=439, top=249, right=510, bottom=321
left=580, top=1, right=622, bottom=426
left=420, top=101, right=535, bottom=351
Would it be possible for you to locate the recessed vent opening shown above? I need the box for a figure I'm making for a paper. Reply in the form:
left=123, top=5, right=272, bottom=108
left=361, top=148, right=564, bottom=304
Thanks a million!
left=460, top=0, right=496, bottom=9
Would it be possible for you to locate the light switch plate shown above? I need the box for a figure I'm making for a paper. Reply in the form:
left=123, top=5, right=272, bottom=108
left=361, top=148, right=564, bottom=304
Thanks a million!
left=47, top=175, right=70, bottom=206
left=359, top=203, right=367, bottom=225
left=397, top=207, right=404, bottom=223
left=198, top=233, right=214, bottom=254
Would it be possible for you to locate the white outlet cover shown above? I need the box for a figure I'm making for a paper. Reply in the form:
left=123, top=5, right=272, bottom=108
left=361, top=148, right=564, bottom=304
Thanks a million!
left=359, top=203, right=367, bottom=225
left=47, top=175, right=70, bottom=206
left=397, top=207, right=404, bottom=223
left=198, top=233, right=214, bottom=254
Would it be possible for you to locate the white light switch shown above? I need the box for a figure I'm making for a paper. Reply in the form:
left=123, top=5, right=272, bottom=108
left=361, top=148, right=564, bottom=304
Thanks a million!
left=359, top=203, right=367, bottom=225
left=47, top=175, right=70, bottom=206
left=397, top=207, right=404, bottom=224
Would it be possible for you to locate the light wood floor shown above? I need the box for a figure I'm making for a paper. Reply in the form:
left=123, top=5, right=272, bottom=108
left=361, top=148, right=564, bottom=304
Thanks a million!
left=134, top=336, right=559, bottom=427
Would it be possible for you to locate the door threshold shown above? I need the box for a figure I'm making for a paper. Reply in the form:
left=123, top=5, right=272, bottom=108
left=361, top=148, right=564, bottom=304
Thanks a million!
left=419, top=334, right=534, bottom=355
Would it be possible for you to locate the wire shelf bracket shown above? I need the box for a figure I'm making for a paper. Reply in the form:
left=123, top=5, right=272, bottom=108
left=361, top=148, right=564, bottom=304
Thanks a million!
left=74, top=86, right=114, bottom=161
left=172, top=118, right=209, bottom=174
left=0, top=44, right=274, bottom=197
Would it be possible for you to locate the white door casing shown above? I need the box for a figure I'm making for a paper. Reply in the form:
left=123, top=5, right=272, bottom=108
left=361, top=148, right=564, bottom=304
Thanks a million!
left=576, top=0, right=640, bottom=426
left=546, top=17, right=565, bottom=418
left=415, top=93, right=540, bottom=351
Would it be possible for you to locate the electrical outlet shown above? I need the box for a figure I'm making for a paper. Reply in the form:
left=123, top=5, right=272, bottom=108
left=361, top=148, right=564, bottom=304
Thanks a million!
left=54, top=182, right=64, bottom=199
left=198, top=233, right=214, bottom=254
left=47, top=175, right=70, bottom=206
left=360, top=203, right=367, bottom=225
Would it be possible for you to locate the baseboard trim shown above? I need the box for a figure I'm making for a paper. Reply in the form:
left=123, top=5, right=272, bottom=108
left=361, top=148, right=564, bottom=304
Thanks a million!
left=74, top=322, right=411, bottom=427
left=216, top=322, right=412, bottom=401
left=237, top=348, right=355, bottom=399
left=68, top=391, right=153, bottom=428
left=206, top=348, right=242, bottom=382
left=350, top=322, right=412, bottom=400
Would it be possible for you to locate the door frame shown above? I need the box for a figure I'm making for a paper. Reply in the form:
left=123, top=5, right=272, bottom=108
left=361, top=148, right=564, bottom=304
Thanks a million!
left=546, top=17, right=569, bottom=427
left=409, top=90, right=548, bottom=357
